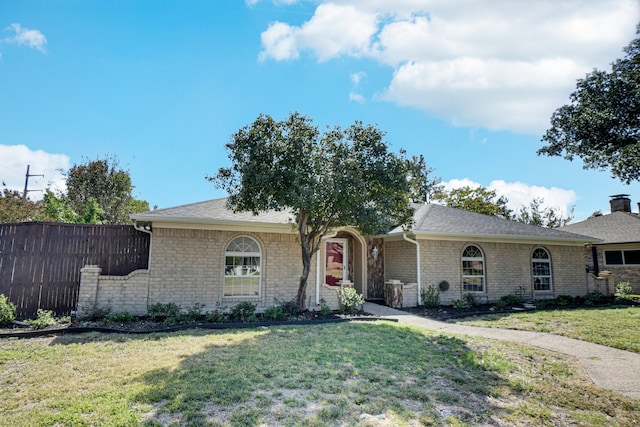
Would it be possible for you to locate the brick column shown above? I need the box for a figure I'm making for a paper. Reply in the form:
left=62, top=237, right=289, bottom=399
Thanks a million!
left=77, top=265, right=102, bottom=319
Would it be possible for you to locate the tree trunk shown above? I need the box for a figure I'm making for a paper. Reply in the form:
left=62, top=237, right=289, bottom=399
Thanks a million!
left=296, top=235, right=312, bottom=310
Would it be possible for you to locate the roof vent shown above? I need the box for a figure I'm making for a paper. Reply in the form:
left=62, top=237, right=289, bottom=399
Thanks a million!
left=609, top=194, right=631, bottom=213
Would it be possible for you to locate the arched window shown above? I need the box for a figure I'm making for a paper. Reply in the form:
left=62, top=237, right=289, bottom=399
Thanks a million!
left=532, top=247, right=552, bottom=292
left=224, top=236, right=261, bottom=297
left=462, top=245, right=485, bottom=292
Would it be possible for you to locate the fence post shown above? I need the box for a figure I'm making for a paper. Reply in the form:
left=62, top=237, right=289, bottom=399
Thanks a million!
left=77, top=265, right=102, bottom=319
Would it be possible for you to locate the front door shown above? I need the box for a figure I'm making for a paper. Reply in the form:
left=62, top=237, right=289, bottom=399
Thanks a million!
left=325, top=238, right=348, bottom=286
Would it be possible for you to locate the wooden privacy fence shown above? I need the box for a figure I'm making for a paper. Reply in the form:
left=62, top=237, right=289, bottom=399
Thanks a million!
left=0, top=222, right=150, bottom=317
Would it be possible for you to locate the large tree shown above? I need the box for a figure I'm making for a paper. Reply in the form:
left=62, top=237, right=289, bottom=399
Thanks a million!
left=538, top=27, right=640, bottom=183
left=64, top=156, right=149, bottom=224
left=210, top=112, right=415, bottom=309
left=515, top=198, right=574, bottom=228
left=433, top=186, right=513, bottom=219
left=0, top=188, right=42, bottom=223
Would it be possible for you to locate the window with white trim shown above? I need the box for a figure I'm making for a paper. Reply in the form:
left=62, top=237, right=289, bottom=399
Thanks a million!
left=604, top=249, right=640, bottom=266
left=532, top=247, right=552, bottom=292
left=224, top=236, right=261, bottom=297
left=462, top=245, right=485, bottom=292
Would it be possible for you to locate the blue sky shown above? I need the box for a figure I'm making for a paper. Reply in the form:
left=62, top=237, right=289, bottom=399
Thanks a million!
left=1, top=0, right=639, bottom=221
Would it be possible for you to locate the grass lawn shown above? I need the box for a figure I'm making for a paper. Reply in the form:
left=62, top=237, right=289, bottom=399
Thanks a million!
left=1, top=321, right=639, bottom=426
left=455, top=305, right=640, bottom=353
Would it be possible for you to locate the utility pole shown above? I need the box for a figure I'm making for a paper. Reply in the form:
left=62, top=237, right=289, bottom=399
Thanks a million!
left=23, top=164, right=44, bottom=199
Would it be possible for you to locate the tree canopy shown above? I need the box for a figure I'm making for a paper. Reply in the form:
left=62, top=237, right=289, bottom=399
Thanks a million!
left=538, top=26, right=640, bottom=184
left=433, top=186, right=513, bottom=219
left=0, top=188, right=42, bottom=223
left=209, top=112, right=416, bottom=309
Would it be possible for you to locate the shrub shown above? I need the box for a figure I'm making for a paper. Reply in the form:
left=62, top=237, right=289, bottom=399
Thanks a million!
left=337, top=287, right=364, bottom=315
left=0, top=294, right=16, bottom=326
left=147, top=302, right=181, bottom=321
left=462, top=292, right=478, bottom=307
left=555, top=295, right=574, bottom=306
left=205, top=303, right=229, bottom=323
left=420, top=285, right=440, bottom=308
left=264, top=304, right=285, bottom=320
left=319, top=298, right=332, bottom=316
left=230, top=302, right=258, bottom=323
left=615, top=281, right=633, bottom=298
left=0, top=294, right=16, bottom=327
left=451, top=299, right=470, bottom=309
left=495, top=294, right=525, bottom=308
left=106, top=311, right=134, bottom=323
left=278, top=299, right=300, bottom=317
left=28, top=309, right=58, bottom=330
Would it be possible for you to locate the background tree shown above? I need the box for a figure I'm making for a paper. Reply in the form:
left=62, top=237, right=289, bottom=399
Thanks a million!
left=433, top=185, right=513, bottom=219
left=515, top=198, right=574, bottom=228
left=538, top=26, right=640, bottom=183
left=210, top=112, right=416, bottom=310
left=64, top=156, right=149, bottom=224
left=405, top=153, right=443, bottom=203
left=0, top=188, right=42, bottom=223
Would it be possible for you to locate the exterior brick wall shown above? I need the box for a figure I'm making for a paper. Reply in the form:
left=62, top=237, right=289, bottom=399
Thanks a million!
left=391, top=239, right=588, bottom=305
left=593, top=245, right=640, bottom=293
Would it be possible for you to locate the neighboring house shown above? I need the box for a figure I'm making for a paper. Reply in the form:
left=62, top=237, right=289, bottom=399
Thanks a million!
left=559, top=195, right=640, bottom=294
left=77, top=198, right=597, bottom=317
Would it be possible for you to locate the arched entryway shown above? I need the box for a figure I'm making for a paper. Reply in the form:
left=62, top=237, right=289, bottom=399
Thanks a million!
left=318, top=228, right=368, bottom=298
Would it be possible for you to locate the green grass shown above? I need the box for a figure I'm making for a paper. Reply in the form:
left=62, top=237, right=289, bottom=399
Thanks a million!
left=456, top=305, right=640, bottom=353
left=1, top=321, right=639, bottom=426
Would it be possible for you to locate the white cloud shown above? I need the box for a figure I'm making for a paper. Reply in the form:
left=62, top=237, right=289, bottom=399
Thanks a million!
left=3, top=23, right=47, bottom=53
left=257, top=0, right=639, bottom=134
left=260, top=3, right=377, bottom=62
left=442, top=178, right=577, bottom=218
left=0, top=145, right=69, bottom=199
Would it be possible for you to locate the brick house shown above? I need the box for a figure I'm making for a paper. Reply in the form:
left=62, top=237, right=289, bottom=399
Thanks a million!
left=559, top=195, right=640, bottom=294
left=77, top=198, right=597, bottom=317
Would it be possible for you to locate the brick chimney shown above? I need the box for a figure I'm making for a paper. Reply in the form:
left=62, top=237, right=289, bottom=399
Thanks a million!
left=610, top=194, right=631, bottom=213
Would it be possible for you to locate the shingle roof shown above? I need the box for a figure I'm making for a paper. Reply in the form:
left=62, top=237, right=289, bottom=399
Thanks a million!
left=558, top=211, right=640, bottom=244
left=390, top=203, right=597, bottom=243
left=133, top=198, right=596, bottom=244
left=131, top=198, right=294, bottom=225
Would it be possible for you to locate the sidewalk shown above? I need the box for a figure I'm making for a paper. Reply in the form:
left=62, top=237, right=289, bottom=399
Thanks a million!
left=364, top=302, right=640, bottom=400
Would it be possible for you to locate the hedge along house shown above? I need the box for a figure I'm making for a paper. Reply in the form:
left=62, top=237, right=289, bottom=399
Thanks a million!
left=77, top=198, right=597, bottom=317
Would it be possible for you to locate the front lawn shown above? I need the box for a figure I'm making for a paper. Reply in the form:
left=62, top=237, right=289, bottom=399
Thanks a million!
left=1, top=321, right=638, bottom=426
left=455, top=305, right=640, bottom=353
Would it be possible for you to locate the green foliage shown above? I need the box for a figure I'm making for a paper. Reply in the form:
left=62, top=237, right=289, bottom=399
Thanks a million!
left=539, top=27, right=640, bottom=184
left=105, top=311, right=134, bottom=323
left=420, top=285, right=440, bottom=308
left=433, top=185, right=513, bottom=219
left=209, top=112, right=417, bottom=309
left=28, top=309, right=59, bottom=330
left=147, top=302, right=181, bottom=321
left=230, top=302, right=258, bottom=323
left=463, top=292, right=479, bottom=307
left=205, top=303, right=229, bottom=323
left=264, top=304, right=285, bottom=320
left=63, top=156, right=150, bottom=224
left=615, top=282, right=634, bottom=298
left=451, top=299, right=470, bottom=309
left=495, top=294, right=525, bottom=308
left=405, top=153, right=443, bottom=203
left=0, top=294, right=16, bottom=326
left=515, top=197, right=574, bottom=228
left=336, top=287, right=364, bottom=315
left=0, top=188, right=42, bottom=223
left=319, top=298, right=332, bottom=316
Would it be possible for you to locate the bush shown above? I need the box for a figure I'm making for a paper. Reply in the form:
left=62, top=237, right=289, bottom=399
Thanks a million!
left=615, top=281, right=633, bottom=298
left=205, top=303, right=229, bottom=323
left=0, top=294, right=16, bottom=327
left=106, top=311, right=134, bottom=323
left=28, top=309, right=58, bottom=330
left=319, top=298, right=332, bottom=316
left=230, top=302, right=258, bottom=323
left=462, top=292, right=478, bottom=307
left=337, top=287, right=364, bottom=315
left=451, top=299, right=470, bottom=309
left=264, top=304, right=285, bottom=320
left=495, top=294, right=525, bottom=308
left=147, top=302, right=181, bottom=321
left=420, top=286, right=440, bottom=308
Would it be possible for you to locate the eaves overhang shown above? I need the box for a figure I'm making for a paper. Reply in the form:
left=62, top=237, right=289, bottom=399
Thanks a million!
left=385, top=230, right=600, bottom=246
left=131, top=215, right=297, bottom=234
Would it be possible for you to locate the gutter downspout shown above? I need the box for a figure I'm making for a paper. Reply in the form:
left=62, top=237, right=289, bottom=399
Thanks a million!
left=316, top=231, right=339, bottom=305
left=403, top=233, right=421, bottom=305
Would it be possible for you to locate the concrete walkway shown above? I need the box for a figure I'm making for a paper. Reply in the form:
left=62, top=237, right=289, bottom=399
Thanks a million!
left=364, top=302, right=640, bottom=400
